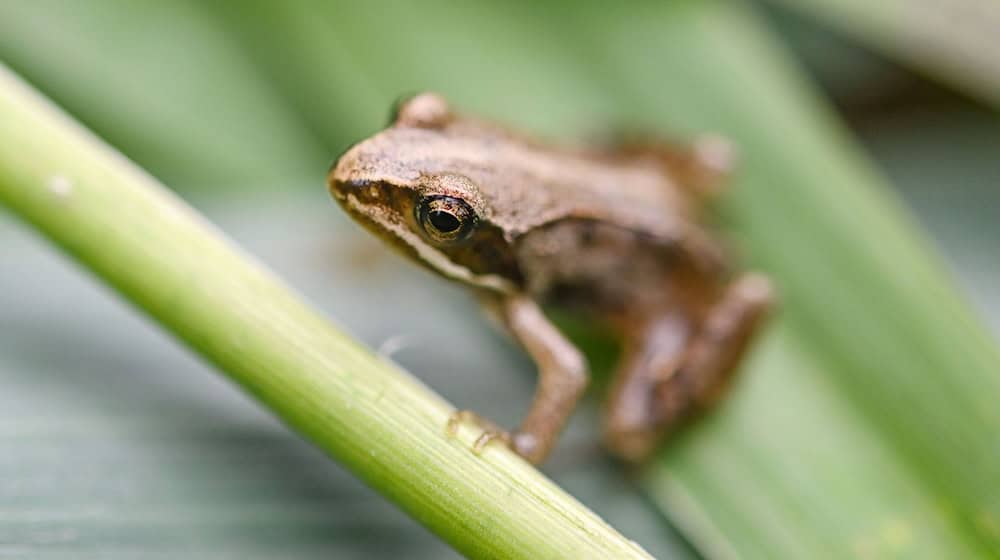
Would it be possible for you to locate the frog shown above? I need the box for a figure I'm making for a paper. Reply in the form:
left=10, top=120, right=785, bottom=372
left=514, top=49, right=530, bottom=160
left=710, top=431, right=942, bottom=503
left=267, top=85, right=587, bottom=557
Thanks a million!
left=327, top=92, right=773, bottom=465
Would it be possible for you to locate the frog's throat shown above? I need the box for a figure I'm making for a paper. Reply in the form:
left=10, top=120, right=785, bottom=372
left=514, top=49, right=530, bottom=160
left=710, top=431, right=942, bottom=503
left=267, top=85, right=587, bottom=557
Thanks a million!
left=344, top=194, right=516, bottom=294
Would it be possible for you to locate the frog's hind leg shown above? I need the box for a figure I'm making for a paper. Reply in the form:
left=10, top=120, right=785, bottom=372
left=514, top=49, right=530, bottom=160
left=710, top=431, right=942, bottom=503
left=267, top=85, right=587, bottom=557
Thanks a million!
left=654, top=274, right=773, bottom=425
left=603, top=273, right=773, bottom=462
left=659, top=134, right=737, bottom=200
left=605, top=134, right=737, bottom=200
left=603, top=312, right=693, bottom=462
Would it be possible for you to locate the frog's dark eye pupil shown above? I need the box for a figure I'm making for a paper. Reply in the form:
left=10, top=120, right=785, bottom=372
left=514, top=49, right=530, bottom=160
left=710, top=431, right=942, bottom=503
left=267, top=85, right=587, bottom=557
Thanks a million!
left=418, top=195, right=476, bottom=243
left=429, top=210, right=460, bottom=233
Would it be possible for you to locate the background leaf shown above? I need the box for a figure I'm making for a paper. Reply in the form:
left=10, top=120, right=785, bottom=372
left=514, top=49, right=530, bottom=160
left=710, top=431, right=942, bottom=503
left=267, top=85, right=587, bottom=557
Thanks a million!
left=0, top=0, right=326, bottom=189
left=1, top=0, right=998, bottom=558
left=764, top=0, right=1000, bottom=110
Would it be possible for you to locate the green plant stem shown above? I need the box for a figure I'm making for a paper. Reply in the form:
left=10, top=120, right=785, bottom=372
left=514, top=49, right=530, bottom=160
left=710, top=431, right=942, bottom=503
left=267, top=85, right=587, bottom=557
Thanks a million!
left=0, top=64, right=651, bottom=560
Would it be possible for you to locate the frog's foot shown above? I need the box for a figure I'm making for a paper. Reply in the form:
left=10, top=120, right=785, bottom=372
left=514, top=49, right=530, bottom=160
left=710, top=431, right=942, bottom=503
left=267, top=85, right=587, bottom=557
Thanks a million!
left=445, top=409, right=513, bottom=455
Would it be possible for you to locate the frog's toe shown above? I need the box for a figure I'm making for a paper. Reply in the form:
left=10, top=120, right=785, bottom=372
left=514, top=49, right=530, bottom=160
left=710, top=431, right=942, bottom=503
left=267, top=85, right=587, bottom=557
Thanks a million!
left=473, top=429, right=513, bottom=454
left=510, top=431, right=544, bottom=463
left=445, top=409, right=513, bottom=455
left=445, top=409, right=479, bottom=437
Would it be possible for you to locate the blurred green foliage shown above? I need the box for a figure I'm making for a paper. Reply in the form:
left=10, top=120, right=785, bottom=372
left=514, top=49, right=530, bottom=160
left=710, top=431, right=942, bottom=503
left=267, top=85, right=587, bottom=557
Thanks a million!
left=770, top=0, right=1000, bottom=109
left=1, top=0, right=999, bottom=558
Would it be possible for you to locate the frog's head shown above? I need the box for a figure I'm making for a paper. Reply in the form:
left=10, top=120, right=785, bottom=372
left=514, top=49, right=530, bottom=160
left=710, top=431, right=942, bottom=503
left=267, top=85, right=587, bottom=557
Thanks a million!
left=327, top=93, right=521, bottom=293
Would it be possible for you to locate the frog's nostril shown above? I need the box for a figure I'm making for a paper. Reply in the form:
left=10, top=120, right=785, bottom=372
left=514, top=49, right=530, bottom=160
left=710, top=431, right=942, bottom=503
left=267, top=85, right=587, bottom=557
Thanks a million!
left=330, top=178, right=368, bottom=199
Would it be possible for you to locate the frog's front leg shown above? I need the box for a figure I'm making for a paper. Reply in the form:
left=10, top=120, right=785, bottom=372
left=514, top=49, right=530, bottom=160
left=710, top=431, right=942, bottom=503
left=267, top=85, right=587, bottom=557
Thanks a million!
left=604, top=274, right=773, bottom=462
left=453, top=294, right=589, bottom=464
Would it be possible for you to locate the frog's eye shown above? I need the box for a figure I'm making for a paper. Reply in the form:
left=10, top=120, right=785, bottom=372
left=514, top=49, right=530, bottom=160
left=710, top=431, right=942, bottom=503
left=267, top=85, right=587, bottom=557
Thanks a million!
left=417, top=195, right=476, bottom=243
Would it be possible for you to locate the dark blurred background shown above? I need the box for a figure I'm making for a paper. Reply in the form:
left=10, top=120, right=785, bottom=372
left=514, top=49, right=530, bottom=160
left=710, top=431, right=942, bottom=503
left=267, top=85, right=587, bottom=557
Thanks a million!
left=1, top=1, right=997, bottom=559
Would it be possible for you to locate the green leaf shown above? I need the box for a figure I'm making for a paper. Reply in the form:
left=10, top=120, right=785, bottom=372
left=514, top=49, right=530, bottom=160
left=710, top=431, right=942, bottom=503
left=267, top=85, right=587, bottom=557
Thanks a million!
left=0, top=0, right=327, bottom=189
left=2, top=0, right=999, bottom=558
left=765, top=0, right=1000, bottom=109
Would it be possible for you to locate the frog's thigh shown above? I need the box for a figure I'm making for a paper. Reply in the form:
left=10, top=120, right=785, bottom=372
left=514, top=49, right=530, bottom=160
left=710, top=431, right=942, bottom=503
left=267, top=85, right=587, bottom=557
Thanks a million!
left=655, top=273, right=773, bottom=418
left=604, top=273, right=773, bottom=462
left=603, top=313, right=692, bottom=462
left=611, top=134, right=736, bottom=199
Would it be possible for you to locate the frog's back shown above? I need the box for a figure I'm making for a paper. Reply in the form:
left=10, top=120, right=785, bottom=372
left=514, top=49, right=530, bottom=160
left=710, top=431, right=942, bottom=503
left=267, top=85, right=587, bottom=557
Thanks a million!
left=352, top=115, right=696, bottom=241
left=335, top=93, right=727, bottom=319
left=435, top=121, right=725, bottom=317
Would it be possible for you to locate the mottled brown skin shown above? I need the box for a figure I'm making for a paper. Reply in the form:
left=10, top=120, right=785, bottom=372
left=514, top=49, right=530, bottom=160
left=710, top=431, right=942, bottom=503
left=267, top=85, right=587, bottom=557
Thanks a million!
left=328, top=93, right=773, bottom=464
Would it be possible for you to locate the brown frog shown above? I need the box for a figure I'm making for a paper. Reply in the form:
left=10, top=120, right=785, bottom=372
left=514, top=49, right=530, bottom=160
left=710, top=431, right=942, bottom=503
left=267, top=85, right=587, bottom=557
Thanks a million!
left=328, top=93, right=773, bottom=464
